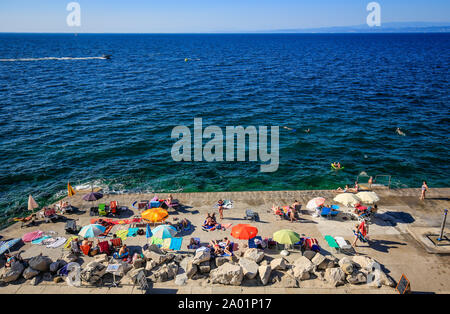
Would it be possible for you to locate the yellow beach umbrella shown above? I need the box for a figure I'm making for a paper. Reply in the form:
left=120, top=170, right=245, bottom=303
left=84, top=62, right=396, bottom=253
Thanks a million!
left=141, top=208, right=169, bottom=223
left=273, top=229, right=301, bottom=245
left=67, top=182, right=76, bottom=197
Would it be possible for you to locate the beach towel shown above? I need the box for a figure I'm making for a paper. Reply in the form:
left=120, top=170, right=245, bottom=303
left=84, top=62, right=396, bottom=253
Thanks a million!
left=46, top=237, right=66, bottom=248
left=169, top=237, right=183, bottom=251
left=31, top=235, right=51, bottom=245
left=127, top=227, right=139, bottom=237
left=22, top=230, right=43, bottom=243
left=115, top=229, right=128, bottom=241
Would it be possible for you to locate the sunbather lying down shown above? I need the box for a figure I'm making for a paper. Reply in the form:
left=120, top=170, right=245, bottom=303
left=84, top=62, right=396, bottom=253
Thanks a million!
left=210, top=239, right=232, bottom=256
left=202, top=213, right=218, bottom=230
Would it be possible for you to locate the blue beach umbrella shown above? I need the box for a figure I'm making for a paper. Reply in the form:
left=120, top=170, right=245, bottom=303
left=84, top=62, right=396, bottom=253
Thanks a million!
left=146, top=224, right=153, bottom=239
left=151, top=225, right=177, bottom=239
left=0, top=238, right=22, bottom=255
left=78, top=224, right=106, bottom=238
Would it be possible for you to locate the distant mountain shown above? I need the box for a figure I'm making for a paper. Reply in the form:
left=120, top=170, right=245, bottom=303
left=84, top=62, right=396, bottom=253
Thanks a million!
left=262, top=22, right=450, bottom=33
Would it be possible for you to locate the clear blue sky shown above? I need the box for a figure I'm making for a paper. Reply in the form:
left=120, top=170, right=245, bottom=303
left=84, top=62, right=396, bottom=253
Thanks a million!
left=0, top=0, right=449, bottom=33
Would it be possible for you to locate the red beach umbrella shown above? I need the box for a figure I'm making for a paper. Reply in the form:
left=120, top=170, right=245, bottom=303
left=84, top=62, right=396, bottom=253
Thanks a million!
left=231, top=224, right=258, bottom=240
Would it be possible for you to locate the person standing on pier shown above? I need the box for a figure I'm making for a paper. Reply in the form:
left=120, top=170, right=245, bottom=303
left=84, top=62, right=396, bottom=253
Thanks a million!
left=420, top=181, right=429, bottom=201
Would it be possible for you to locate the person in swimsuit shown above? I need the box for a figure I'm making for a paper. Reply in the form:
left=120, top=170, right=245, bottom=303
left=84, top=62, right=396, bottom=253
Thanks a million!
left=420, top=181, right=428, bottom=201
left=352, top=220, right=369, bottom=247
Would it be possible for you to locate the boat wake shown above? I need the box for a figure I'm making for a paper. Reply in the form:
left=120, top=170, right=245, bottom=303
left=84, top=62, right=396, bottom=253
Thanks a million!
left=0, top=56, right=110, bottom=62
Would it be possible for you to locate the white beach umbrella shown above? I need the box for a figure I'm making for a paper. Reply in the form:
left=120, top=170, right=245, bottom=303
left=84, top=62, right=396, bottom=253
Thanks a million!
left=333, top=193, right=361, bottom=206
left=306, top=197, right=326, bottom=210
left=356, top=191, right=380, bottom=204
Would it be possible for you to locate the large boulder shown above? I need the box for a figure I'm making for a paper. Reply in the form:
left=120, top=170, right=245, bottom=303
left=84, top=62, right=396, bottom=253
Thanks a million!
left=144, top=250, right=174, bottom=265
left=94, top=254, right=108, bottom=263
left=175, top=273, right=188, bottom=286
left=311, top=253, right=336, bottom=270
left=127, top=268, right=145, bottom=284
left=198, top=261, right=211, bottom=274
left=347, top=272, right=367, bottom=285
left=367, top=269, right=395, bottom=288
left=49, top=260, right=67, bottom=273
left=270, top=258, right=288, bottom=271
left=302, top=250, right=317, bottom=260
left=80, top=261, right=107, bottom=284
left=28, top=255, right=53, bottom=272
left=324, top=267, right=346, bottom=287
left=210, top=263, right=243, bottom=286
left=258, top=265, right=271, bottom=285
left=239, top=258, right=259, bottom=279
left=215, top=257, right=230, bottom=267
left=145, top=259, right=158, bottom=275
left=243, top=248, right=264, bottom=263
left=192, top=249, right=211, bottom=265
left=23, top=267, right=40, bottom=280
left=62, top=252, right=78, bottom=263
left=352, top=256, right=380, bottom=272
left=1, top=261, right=25, bottom=283
left=292, top=256, right=315, bottom=281
left=340, top=263, right=354, bottom=275
left=148, top=262, right=178, bottom=283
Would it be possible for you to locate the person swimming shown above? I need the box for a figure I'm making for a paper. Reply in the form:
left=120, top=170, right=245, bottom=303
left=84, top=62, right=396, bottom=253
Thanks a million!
left=396, top=127, right=406, bottom=136
left=305, top=128, right=310, bottom=133
left=283, top=126, right=295, bottom=131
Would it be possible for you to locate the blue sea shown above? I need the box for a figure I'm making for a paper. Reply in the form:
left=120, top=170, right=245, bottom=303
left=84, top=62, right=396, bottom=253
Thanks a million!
left=0, top=33, right=449, bottom=224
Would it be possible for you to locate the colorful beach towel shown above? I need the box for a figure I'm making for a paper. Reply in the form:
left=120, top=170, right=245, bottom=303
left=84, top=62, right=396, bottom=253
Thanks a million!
left=169, top=237, right=183, bottom=251
left=64, top=236, right=78, bottom=249
left=22, top=230, right=43, bottom=243
left=115, top=229, right=128, bottom=241
left=127, top=227, right=139, bottom=237
left=31, top=235, right=51, bottom=245
left=150, top=236, right=164, bottom=246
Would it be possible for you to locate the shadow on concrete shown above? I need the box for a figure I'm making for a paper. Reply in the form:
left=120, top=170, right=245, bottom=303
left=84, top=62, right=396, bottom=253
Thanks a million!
left=375, top=211, right=415, bottom=226
left=369, top=239, right=407, bottom=253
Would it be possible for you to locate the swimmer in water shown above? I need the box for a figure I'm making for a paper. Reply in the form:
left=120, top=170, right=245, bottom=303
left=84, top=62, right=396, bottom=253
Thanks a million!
left=396, top=128, right=406, bottom=136
left=305, top=129, right=310, bottom=133
left=283, top=126, right=295, bottom=131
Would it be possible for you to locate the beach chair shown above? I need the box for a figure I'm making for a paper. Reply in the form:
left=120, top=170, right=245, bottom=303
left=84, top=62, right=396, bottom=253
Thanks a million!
left=244, top=209, right=260, bottom=222
left=321, top=207, right=339, bottom=219
left=248, top=236, right=263, bottom=249
left=334, top=236, right=353, bottom=253
left=65, top=220, right=79, bottom=234
left=98, top=204, right=107, bottom=216
left=44, top=208, right=59, bottom=223
left=324, top=235, right=340, bottom=252
left=110, top=237, right=123, bottom=251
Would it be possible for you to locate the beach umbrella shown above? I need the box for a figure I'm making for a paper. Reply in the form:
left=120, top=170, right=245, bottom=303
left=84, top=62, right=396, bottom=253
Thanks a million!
left=333, top=193, right=361, bottom=206
left=68, top=182, right=76, bottom=197
left=78, top=224, right=106, bottom=238
left=273, top=229, right=301, bottom=245
left=141, top=208, right=169, bottom=223
left=28, top=195, right=39, bottom=211
left=83, top=192, right=103, bottom=201
left=151, top=224, right=177, bottom=239
left=306, top=197, right=326, bottom=210
left=0, top=238, right=22, bottom=255
left=356, top=191, right=380, bottom=204
left=231, top=224, right=258, bottom=240
left=146, top=224, right=153, bottom=239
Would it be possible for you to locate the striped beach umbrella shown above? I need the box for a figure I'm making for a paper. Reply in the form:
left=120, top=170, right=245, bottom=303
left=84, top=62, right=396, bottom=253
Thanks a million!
left=151, top=224, right=177, bottom=239
left=78, top=224, right=106, bottom=238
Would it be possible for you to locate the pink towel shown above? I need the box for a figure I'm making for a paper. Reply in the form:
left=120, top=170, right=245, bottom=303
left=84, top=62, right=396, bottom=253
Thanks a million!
left=22, top=230, right=43, bottom=242
left=222, top=223, right=232, bottom=229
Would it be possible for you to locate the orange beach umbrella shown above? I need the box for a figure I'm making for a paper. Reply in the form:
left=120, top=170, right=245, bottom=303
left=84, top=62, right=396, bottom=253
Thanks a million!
left=141, top=208, right=169, bottom=223
left=231, top=224, right=258, bottom=240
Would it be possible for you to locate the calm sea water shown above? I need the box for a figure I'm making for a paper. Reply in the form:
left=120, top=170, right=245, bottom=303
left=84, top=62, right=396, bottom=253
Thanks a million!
left=0, top=33, right=449, bottom=223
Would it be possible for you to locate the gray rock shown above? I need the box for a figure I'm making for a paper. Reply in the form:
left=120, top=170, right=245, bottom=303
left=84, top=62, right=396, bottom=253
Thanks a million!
left=144, top=250, right=174, bottom=265
left=302, top=250, right=317, bottom=260
left=340, top=263, right=354, bottom=275
left=49, top=260, right=67, bottom=273
left=239, top=258, right=259, bottom=279
left=210, top=263, right=244, bottom=286
left=367, top=269, right=395, bottom=288
left=352, top=256, right=380, bottom=272
left=258, top=265, right=271, bottom=285
left=215, top=257, right=230, bottom=267
left=175, top=273, right=188, bottom=286
left=270, top=258, right=287, bottom=271
left=23, top=267, right=40, bottom=280
left=28, top=255, right=53, bottom=272
left=94, top=254, right=108, bottom=263
left=324, top=267, right=346, bottom=287
left=346, top=272, right=367, bottom=285
left=192, top=249, right=211, bottom=265
left=198, top=261, right=211, bottom=274
left=280, top=250, right=289, bottom=257
left=145, top=259, right=158, bottom=274
left=243, top=248, right=265, bottom=263
left=127, top=268, right=145, bottom=284
left=1, top=261, right=25, bottom=283
left=133, top=258, right=145, bottom=269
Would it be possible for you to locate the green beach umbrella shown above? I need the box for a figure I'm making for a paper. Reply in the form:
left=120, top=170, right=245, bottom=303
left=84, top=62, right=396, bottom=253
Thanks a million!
left=273, top=229, right=301, bottom=245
